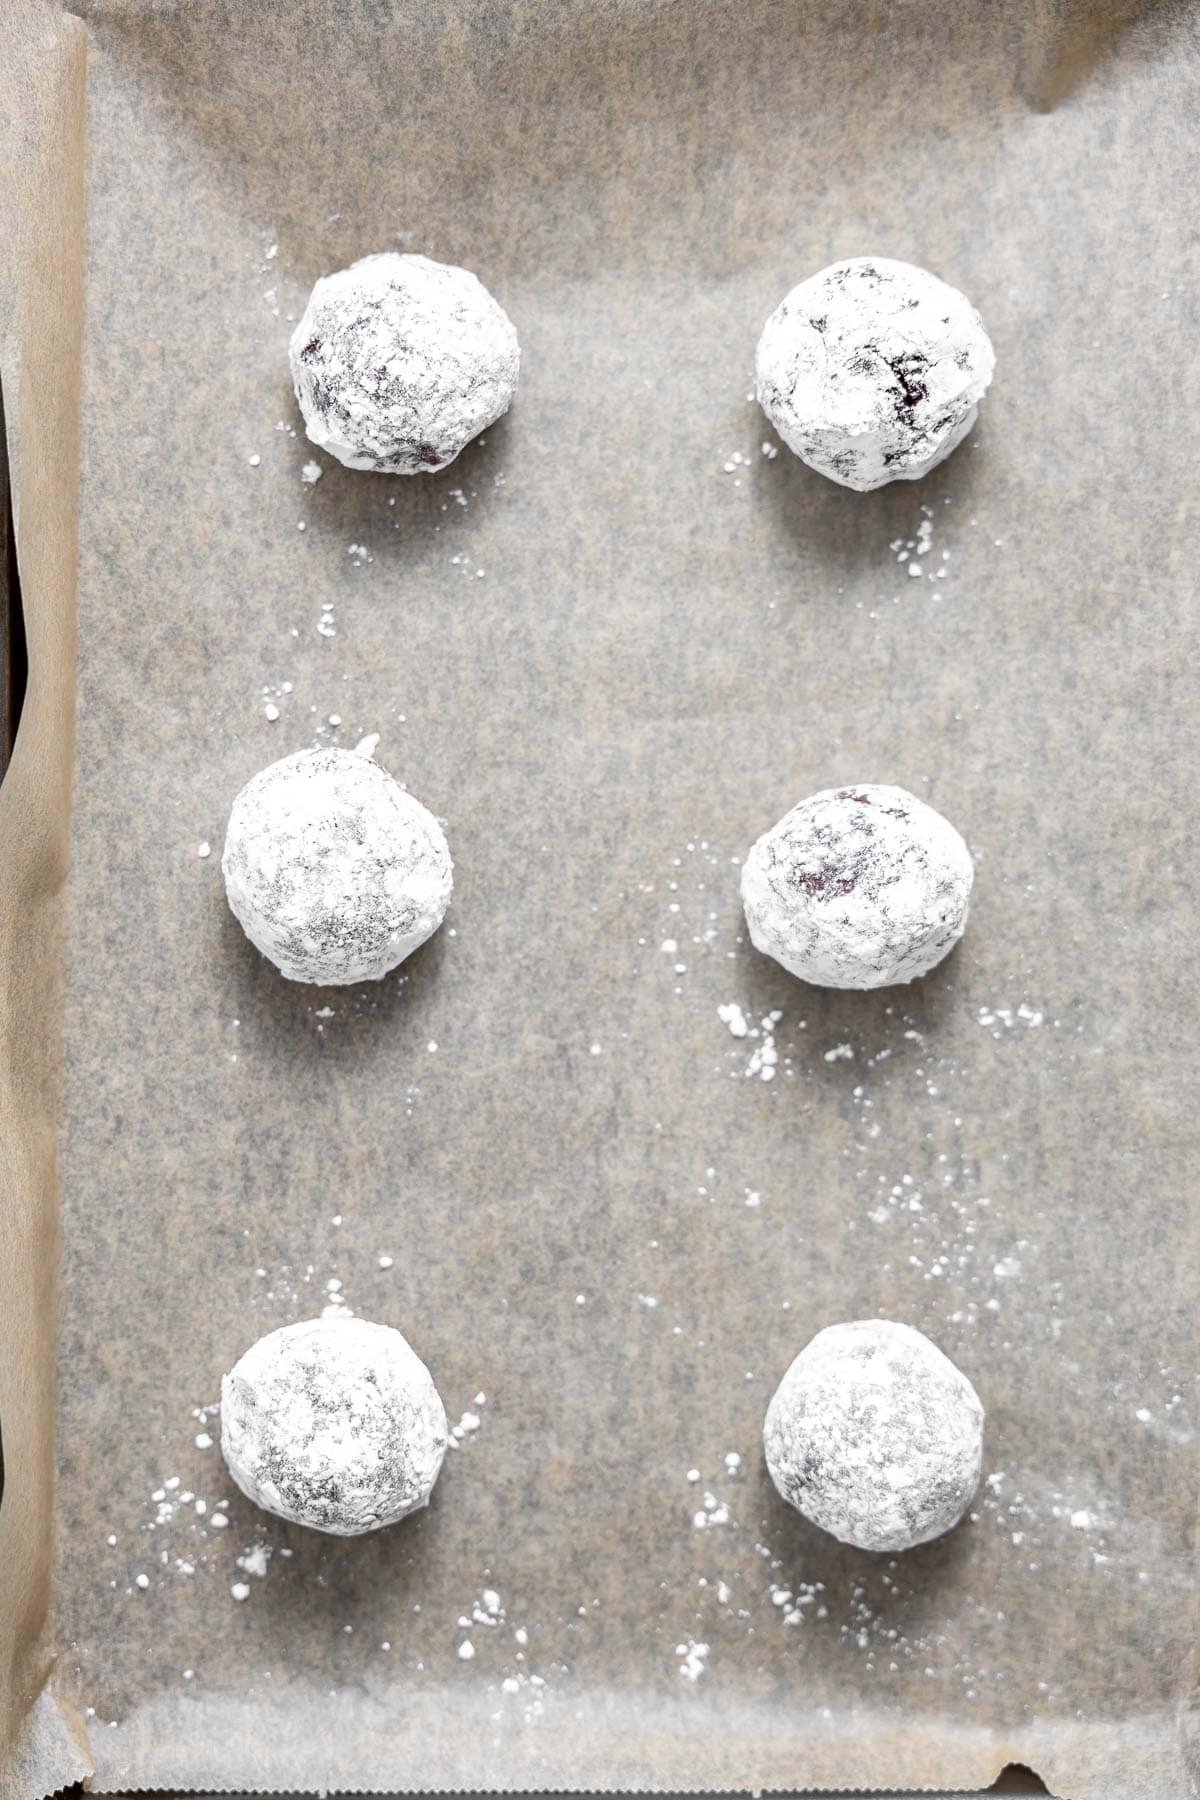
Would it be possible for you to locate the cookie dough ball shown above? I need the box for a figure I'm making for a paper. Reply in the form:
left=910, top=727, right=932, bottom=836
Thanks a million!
left=741, top=784, right=972, bottom=989
left=289, top=252, right=519, bottom=473
left=222, top=745, right=452, bottom=984
left=755, top=257, right=994, bottom=490
left=764, top=1320, right=983, bottom=1552
left=221, top=1315, right=448, bottom=1535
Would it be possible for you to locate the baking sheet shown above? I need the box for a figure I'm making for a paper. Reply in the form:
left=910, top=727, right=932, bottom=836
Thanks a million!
left=3, top=0, right=1199, bottom=1796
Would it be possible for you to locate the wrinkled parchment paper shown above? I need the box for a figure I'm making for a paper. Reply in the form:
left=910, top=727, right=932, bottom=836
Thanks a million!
left=0, top=2, right=89, bottom=1795
left=2, top=1, right=1199, bottom=1796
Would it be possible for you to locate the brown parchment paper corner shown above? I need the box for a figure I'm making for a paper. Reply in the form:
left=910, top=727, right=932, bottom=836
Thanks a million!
left=4, top=1, right=1200, bottom=1798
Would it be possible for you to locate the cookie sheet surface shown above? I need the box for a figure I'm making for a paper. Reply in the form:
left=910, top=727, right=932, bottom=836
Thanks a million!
left=48, top=2, right=1199, bottom=1795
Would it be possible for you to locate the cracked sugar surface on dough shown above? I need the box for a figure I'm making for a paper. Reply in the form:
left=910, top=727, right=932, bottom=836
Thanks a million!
left=221, top=745, right=452, bottom=985
left=289, top=252, right=520, bottom=474
left=755, top=256, right=994, bottom=491
left=221, top=1316, right=448, bottom=1536
left=741, top=784, right=973, bottom=990
left=763, top=1319, right=984, bottom=1553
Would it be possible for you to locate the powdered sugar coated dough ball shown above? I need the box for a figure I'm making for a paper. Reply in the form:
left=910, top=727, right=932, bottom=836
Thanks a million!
left=755, top=257, right=994, bottom=490
left=741, top=784, right=972, bottom=990
left=222, top=745, right=452, bottom=984
left=289, top=252, right=520, bottom=473
left=221, top=1315, right=448, bottom=1535
left=764, top=1320, right=984, bottom=1552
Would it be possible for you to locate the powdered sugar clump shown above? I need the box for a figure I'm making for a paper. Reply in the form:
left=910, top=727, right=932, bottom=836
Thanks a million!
left=763, top=1319, right=983, bottom=1552
left=717, top=1001, right=784, bottom=1081
left=716, top=1001, right=748, bottom=1039
left=289, top=253, right=519, bottom=474
left=221, top=1315, right=447, bottom=1536
left=755, top=257, right=994, bottom=491
left=741, top=784, right=973, bottom=989
left=222, top=746, right=452, bottom=984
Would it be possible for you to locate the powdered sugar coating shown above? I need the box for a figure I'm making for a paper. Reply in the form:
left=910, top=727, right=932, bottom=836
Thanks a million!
left=763, top=1320, right=984, bottom=1552
left=222, top=746, right=452, bottom=985
left=741, top=784, right=972, bottom=990
left=755, top=257, right=994, bottom=491
left=289, top=252, right=519, bottom=474
left=221, top=1316, right=448, bottom=1536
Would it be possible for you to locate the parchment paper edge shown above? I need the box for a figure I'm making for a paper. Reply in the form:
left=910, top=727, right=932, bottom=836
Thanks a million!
left=0, top=2, right=89, bottom=1798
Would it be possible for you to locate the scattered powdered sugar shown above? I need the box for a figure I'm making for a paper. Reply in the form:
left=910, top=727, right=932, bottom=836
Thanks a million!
left=445, top=1582, right=556, bottom=1716
left=446, top=1398, right=486, bottom=1448
left=107, top=1398, right=271, bottom=1612
left=676, top=1638, right=710, bottom=1681
left=716, top=1001, right=747, bottom=1038
left=746, top=1009, right=782, bottom=1081
left=236, top=1543, right=271, bottom=1579
left=716, top=1003, right=783, bottom=1080
left=717, top=440, right=780, bottom=485
left=888, top=506, right=953, bottom=585
left=977, top=1002, right=1048, bottom=1033
left=691, top=1491, right=732, bottom=1531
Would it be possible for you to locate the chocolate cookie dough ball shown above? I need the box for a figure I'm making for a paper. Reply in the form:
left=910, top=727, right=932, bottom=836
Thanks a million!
left=221, top=1315, right=448, bottom=1535
left=755, top=257, right=994, bottom=491
left=222, top=745, right=452, bottom=985
left=741, top=784, right=972, bottom=989
left=764, top=1320, right=983, bottom=1552
left=289, top=252, right=519, bottom=473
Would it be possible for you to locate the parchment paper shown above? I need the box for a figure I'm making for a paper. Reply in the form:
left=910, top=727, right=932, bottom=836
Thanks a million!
left=0, top=2, right=89, bottom=1795
left=2, top=1, right=1198, bottom=1797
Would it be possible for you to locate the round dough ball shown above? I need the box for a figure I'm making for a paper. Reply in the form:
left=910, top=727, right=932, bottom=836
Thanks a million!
left=221, top=1315, right=448, bottom=1535
left=741, top=784, right=972, bottom=990
left=755, top=256, right=994, bottom=491
left=289, top=252, right=519, bottom=474
left=222, top=745, right=452, bottom=985
left=763, top=1320, right=983, bottom=1552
